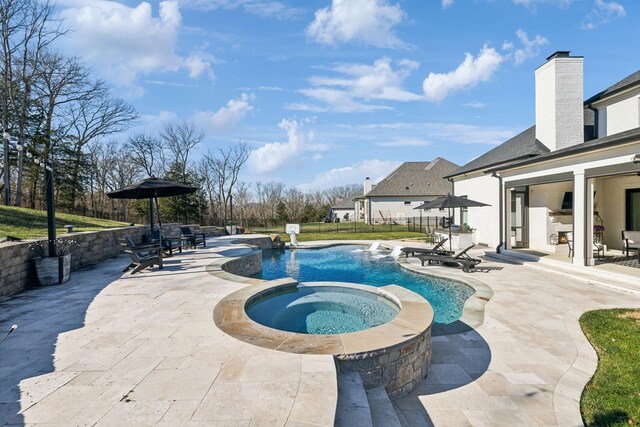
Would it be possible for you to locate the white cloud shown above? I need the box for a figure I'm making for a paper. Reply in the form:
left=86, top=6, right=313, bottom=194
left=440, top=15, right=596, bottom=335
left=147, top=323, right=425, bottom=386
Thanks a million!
left=292, top=57, right=422, bottom=113
left=179, top=0, right=303, bottom=19
left=422, top=45, right=504, bottom=102
left=513, top=29, right=548, bottom=65
left=192, top=93, right=254, bottom=131
left=341, top=122, right=516, bottom=145
left=298, top=159, right=402, bottom=192
left=377, top=138, right=431, bottom=147
left=513, top=0, right=573, bottom=7
left=58, top=1, right=212, bottom=91
left=583, top=0, right=626, bottom=29
left=442, top=0, right=454, bottom=8
left=248, top=119, right=323, bottom=174
left=307, top=0, right=407, bottom=48
left=463, top=101, right=488, bottom=109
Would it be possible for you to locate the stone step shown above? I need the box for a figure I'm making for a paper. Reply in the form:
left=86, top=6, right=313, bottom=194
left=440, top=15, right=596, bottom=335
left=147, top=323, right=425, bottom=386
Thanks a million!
left=485, top=250, right=640, bottom=295
left=334, top=371, right=373, bottom=427
left=365, top=385, right=401, bottom=427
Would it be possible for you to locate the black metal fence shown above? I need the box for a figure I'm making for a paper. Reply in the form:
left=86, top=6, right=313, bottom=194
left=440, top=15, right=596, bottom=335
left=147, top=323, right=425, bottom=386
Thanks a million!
left=244, top=216, right=451, bottom=235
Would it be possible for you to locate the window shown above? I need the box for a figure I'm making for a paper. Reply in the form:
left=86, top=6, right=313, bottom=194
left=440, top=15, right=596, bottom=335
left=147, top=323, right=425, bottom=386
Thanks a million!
left=404, top=201, right=411, bottom=205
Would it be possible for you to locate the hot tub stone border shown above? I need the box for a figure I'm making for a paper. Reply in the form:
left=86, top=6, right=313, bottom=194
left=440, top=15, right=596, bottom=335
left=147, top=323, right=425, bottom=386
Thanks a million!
left=213, top=281, right=434, bottom=399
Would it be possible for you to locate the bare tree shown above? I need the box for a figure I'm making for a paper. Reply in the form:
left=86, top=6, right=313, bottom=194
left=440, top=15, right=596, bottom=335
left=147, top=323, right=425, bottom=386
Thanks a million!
left=127, top=132, right=166, bottom=178
left=283, top=187, right=305, bottom=222
left=323, top=184, right=361, bottom=206
left=204, top=141, right=250, bottom=224
left=161, top=121, right=203, bottom=181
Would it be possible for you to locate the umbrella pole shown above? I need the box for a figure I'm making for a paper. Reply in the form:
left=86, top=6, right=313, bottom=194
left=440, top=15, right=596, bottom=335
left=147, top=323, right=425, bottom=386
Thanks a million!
left=149, top=197, right=154, bottom=231
left=448, top=207, right=452, bottom=253
left=154, top=194, right=163, bottom=270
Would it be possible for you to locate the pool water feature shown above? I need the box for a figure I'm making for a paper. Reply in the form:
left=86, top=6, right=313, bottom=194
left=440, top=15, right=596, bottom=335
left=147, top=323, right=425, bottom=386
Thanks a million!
left=253, top=245, right=474, bottom=325
left=246, top=285, right=399, bottom=334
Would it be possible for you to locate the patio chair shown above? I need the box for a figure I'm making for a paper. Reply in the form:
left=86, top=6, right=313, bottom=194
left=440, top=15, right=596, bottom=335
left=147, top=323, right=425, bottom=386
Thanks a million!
left=119, top=237, right=162, bottom=274
left=566, top=232, right=605, bottom=259
left=418, top=245, right=481, bottom=273
left=148, top=229, right=182, bottom=256
left=400, top=238, right=451, bottom=258
left=622, top=231, right=640, bottom=260
left=180, top=226, right=206, bottom=249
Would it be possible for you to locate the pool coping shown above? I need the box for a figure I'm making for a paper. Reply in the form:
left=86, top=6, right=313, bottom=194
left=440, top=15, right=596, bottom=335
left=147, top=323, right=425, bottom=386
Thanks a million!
left=206, top=240, right=492, bottom=335
left=213, top=281, right=434, bottom=356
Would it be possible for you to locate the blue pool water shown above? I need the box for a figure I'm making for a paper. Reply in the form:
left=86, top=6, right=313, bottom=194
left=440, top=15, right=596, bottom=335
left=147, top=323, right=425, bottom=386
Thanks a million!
left=253, top=245, right=474, bottom=325
left=246, top=286, right=399, bottom=334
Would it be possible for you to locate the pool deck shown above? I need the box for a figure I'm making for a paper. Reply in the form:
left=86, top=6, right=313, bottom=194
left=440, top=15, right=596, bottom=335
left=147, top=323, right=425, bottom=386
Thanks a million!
left=1, top=236, right=640, bottom=426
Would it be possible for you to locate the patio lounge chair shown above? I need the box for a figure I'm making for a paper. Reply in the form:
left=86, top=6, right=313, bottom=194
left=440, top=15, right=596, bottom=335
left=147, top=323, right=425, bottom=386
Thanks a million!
left=418, top=245, right=481, bottom=273
left=120, top=236, right=162, bottom=274
left=180, top=226, right=206, bottom=249
left=622, top=231, right=640, bottom=260
left=400, top=239, right=451, bottom=258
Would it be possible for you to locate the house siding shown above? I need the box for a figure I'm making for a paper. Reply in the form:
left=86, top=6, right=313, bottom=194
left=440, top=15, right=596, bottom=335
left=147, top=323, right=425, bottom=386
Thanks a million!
left=454, top=174, right=501, bottom=247
left=596, top=88, right=640, bottom=138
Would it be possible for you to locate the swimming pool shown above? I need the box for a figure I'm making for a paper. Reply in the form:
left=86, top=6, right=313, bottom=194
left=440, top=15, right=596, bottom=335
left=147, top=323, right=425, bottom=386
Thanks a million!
left=253, top=245, right=474, bottom=325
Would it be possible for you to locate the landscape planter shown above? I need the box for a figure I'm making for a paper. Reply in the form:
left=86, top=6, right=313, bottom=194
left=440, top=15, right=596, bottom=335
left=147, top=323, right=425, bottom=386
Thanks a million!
left=34, top=254, right=72, bottom=286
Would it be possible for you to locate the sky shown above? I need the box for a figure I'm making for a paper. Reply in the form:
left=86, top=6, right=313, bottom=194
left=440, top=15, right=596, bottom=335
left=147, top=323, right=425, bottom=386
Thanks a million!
left=55, top=0, right=639, bottom=191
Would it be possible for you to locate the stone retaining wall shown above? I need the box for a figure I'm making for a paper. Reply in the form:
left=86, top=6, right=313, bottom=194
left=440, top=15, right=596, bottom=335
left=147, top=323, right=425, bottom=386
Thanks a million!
left=336, top=328, right=431, bottom=399
left=0, top=226, right=148, bottom=300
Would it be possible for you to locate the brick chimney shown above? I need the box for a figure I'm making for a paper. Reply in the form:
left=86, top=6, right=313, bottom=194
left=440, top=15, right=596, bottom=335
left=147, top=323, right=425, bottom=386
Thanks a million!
left=535, top=51, right=584, bottom=151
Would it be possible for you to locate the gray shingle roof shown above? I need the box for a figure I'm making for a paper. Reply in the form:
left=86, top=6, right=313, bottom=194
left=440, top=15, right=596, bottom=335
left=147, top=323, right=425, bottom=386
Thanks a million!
left=449, top=68, right=640, bottom=178
left=364, top=158, right=459, bottom=197
left=584, top=70, right=640, bottom=104
left=446, top=126, right=549, bottom=178
left=485, top=126, right=640, bottom=173
left=331, top=193, right=359, bottom=209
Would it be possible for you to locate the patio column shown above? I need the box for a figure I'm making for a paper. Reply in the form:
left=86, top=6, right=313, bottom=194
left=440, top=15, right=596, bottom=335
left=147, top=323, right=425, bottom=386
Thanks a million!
left=505, top=187, right=513, bottom=250
left=585, top=178, right=596, bottom=266
left=572, top=171, right=587, bottom=266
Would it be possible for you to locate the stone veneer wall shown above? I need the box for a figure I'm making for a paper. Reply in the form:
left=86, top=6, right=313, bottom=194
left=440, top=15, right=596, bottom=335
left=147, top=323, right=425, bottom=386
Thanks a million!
left=221, top=251, right=262, bottom=277
left=0, top=226, right=148, bottom=300
left=336, top=326, right=432, bottom=399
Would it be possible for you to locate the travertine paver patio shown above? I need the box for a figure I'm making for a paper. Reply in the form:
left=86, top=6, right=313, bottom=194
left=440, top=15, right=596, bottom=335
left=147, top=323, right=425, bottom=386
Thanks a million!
left=0, top=236, right=337, bottom=426
left=391, top=248, right=640, bottom=427
left=1, top=236, right=640, bottom=426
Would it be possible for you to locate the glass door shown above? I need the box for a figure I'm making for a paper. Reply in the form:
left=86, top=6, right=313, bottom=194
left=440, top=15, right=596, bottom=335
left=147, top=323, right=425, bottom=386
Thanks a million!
left=511, top=188, right=529, bottom=248
left=626, top=189, right=640, bottom=230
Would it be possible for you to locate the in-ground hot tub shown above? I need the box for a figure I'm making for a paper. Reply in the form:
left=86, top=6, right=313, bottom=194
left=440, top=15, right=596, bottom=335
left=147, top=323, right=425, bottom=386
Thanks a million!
left=214, top=281, right=434, bottom=399
left=246, top=285, right=400, bottom=334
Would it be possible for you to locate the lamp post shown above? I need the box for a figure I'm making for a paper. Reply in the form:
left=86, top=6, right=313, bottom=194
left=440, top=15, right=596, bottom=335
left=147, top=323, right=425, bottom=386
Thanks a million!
left=2, top=131, right=10, bottom=205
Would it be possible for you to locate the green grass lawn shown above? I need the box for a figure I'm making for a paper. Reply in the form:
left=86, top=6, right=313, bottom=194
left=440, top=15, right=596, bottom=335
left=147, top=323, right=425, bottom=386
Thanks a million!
left=276, top=231, right=426, bottom=242
left=250, top=220, right=427, bottom=235
left=0, top=206, right=130, bottom=240
left=580, top=309, right=640, bottom=427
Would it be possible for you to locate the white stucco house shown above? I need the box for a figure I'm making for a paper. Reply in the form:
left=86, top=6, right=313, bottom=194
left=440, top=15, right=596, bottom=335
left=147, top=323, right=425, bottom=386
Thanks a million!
left=354, top=158, right=459, bottom=224
left=447, top=51, right=640, bottom=267
left=330, top=193, right=358, bottom=222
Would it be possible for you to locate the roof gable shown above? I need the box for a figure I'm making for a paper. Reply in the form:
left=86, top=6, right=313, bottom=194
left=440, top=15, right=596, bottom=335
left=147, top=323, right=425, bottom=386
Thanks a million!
left=584, top=70, right=640, bottom=104
left=365, top=158, right=458, bottom=197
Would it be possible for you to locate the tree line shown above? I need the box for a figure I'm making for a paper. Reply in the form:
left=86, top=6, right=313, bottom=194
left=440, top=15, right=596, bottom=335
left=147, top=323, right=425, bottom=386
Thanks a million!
left=0, top=0, right=362, bottom=228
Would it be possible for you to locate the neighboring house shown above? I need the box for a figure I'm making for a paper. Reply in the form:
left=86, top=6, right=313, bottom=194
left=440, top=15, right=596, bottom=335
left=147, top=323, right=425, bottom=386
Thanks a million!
left=447, top=51, right=640, bottom=267
left=355, top=158, right=459, bottom=224
left=330, top=193, right=358, bottom=221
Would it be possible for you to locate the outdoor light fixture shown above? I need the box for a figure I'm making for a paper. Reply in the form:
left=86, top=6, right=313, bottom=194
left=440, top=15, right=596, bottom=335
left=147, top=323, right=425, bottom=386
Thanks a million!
left=633, top=154, right=640, bottom=164
left=15, top=143, right=22, bottom=151
left=2, top=132, right=9, bottom=140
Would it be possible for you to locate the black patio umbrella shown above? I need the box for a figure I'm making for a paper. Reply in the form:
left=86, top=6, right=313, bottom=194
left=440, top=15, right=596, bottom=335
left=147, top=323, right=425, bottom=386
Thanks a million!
left=106, top=177, right=197, bottom=231
left=415, top=194, right=490, bottom=252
